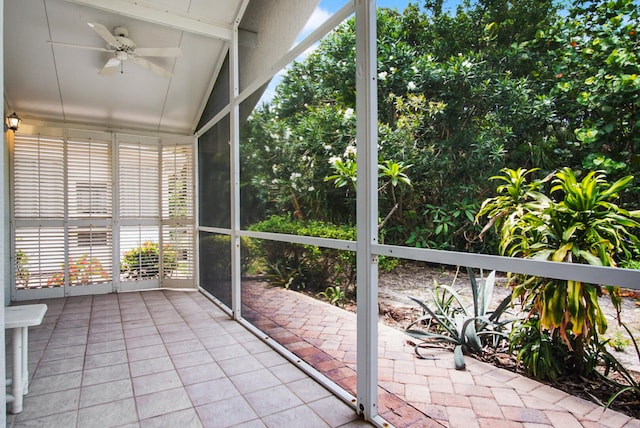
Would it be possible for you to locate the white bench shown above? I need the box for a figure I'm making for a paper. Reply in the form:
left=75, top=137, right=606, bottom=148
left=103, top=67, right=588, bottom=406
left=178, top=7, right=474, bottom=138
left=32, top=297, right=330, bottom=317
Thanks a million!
left=5, top=304, right=48, bottom=414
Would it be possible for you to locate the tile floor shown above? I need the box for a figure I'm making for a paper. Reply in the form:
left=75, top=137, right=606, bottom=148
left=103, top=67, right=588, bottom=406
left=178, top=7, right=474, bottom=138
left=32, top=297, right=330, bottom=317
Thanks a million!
left=5, top=290, right=372, bottom=428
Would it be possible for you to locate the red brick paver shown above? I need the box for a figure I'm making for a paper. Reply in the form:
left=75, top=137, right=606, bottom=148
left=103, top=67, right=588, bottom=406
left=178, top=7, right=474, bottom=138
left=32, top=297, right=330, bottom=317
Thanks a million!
left=241, top=281, right=638, bottom=427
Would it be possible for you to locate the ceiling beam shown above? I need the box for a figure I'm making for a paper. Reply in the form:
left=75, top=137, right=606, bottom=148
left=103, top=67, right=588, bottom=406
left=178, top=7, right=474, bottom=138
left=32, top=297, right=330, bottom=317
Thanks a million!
left=64, top=0, right=257, bottom=46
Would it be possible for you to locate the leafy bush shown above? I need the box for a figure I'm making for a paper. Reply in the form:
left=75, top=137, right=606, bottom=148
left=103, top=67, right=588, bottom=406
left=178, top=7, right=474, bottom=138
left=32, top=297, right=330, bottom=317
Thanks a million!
left=199, top=234, right=255, bottom=282
left=318, top=285, right=347, bottom=307
left=240, top=0, right=640, bottom=253
left=120, top=241, right=177, bottom=279
left=477, top=167, right=640, bottom=377
left=601, top=323, right=640, bottom=408
left=248, top=215, right=358, bottom=292
left=509, top=315, right=569, bottom=381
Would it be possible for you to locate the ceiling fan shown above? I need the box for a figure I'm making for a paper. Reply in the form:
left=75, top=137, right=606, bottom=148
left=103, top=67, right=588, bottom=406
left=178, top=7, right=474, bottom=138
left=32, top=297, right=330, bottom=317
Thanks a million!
left=50, top=23, right=182, bottom=78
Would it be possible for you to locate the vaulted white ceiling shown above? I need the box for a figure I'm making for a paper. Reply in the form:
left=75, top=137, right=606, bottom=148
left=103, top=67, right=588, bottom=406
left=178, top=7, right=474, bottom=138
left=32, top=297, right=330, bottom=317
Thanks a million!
left=4, top=0, right=317, bottom=136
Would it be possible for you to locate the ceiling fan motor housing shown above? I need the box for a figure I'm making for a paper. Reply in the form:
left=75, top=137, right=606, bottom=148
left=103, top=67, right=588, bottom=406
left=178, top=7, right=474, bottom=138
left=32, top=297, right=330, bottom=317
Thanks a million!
left=112, top=26, right=135, bottom=52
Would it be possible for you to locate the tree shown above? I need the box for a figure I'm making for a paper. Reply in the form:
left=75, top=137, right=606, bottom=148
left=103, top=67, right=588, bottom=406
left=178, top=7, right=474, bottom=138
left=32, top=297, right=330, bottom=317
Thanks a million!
left=241, top=0, right=640, bottom=253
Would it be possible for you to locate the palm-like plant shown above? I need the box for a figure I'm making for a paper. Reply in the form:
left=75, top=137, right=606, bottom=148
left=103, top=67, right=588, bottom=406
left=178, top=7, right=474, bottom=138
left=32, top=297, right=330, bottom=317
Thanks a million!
left=479, top=167, right=640, bottom=376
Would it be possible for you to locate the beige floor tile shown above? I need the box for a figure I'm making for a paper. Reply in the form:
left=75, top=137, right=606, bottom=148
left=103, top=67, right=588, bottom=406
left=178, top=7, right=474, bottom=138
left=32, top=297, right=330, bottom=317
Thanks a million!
left=132, top=370, right=183, bottom=396
left=77, top=398, right=138, bottom=427
left=195, top=396, right=258, bottom=428
left=80, top=379, right=133, bottom=408
left=135, top=387, right=192, bottom=420
left=139, top=408, right=203, bottom=428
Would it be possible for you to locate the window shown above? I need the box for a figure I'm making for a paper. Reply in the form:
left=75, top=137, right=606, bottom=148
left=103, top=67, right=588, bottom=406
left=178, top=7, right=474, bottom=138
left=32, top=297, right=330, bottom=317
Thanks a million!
left=12, top=133, right=195, bottom=293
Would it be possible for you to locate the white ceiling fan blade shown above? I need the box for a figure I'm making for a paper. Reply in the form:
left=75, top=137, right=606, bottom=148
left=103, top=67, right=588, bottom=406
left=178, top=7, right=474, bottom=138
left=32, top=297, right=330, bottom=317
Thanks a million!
left=88, top=22, right=119, bottom=47
left=131, top=56, right=173, bottom=78
left=48, top=41, right=113, bottom=52
left=99, top=57, right=121, bottom=75
left=133, top=47, right=182, bottom=58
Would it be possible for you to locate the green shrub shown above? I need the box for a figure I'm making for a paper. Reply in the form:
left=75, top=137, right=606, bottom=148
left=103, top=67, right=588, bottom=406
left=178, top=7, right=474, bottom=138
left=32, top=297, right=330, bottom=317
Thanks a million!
left=248, top=215, right=357, bottom=292
left=509, top=315, right=569, bottom=381
left=319, top=285, right=347, bottom=307
left=477, top=167, right=640, bottom=377
left=120, top=241, right=177, bottom=279
left=199, top=235, right=231, bottom=282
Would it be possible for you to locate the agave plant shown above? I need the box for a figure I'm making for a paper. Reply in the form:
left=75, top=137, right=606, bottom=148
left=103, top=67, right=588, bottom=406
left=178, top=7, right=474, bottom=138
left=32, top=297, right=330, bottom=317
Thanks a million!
left=406, top=267, right=513, bottom=370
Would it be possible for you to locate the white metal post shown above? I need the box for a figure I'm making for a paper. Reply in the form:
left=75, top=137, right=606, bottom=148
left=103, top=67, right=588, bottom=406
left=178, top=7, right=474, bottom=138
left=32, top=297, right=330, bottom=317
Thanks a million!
left=355, top=0, right=379, bottom=421
left=229, top=9, right=242, bottom=320
left=112, top=133, right=120, bottom=292
left=1, top=0, right=7, bottom=417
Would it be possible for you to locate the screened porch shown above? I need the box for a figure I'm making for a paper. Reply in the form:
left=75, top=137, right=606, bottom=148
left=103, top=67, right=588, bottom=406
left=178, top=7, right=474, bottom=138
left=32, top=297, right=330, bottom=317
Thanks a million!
left=3, top=0, right=640, bottom=427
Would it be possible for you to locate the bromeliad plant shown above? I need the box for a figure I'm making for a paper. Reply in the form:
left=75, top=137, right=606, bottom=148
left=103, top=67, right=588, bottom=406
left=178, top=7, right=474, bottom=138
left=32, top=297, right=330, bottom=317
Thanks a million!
left=406, top=267, right=513, bottom=370
left=477, top=167, right=640, bottom=377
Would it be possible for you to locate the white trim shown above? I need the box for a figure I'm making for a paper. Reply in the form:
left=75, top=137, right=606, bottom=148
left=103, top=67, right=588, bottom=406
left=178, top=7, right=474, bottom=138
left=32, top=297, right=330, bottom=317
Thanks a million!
left=375, top=244, right=640, bottom=290
left=118, top=279, right=158, bottom=292
left=355, top=0, right=379, bottom=420
left=236, top=2, right=356, bottom=108
left=229, top=2, right=247, bottom=320
left=67, top=282, right=113, bottom=296
left=198, top=226, right=231, bottom=235
left=239, top=230, right=356, bottom=251
left=112, top=134, right=120, bottom=293
left=64, top=0, right=235, bottom=41
left=19, top=119, right=191, bottom=139
left=195, top=1, right=356, bottom=136
left=194, top=136, right=201, bottom=288
left=14, top=287, right=64, bottom=301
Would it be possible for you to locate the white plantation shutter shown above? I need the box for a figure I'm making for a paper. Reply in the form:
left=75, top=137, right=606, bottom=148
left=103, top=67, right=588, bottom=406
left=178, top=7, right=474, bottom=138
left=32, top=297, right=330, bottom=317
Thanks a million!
left=119, top=143, right=159, bottom=219
left=162, top=143, right=194, bottom=280
left=67, top=139, right=113, bottom=286
left=13, top=136, right=66, bottom=289
left=120, top=226, right=160, bottom=280
left=14, top=227, right=65, bottom=288
left=13, top=136, right=65, bottom=218
left=68, top=226, right=112, bottom=285
left=119, top=140, right=160, bottom=282
left=162, top=144, right=193, bottom=220
left=12, top=133, right=195, bottom=295
left=67, top=139, right=112, bottom=219
left=162, top=226, right=193, bottom=279
left=13, top=135, right=114, bottom=290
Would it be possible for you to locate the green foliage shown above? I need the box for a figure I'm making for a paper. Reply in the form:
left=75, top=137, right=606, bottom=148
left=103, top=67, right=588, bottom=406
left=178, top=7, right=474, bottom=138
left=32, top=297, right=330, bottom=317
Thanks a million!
left=15, top=249, right=29, bottom=288
left=609, top=331, right=631, bottom=352
left=478, top=167, right=640, bottom=377
left=536, top=0, right=640, bottom=197
left=241, top=0, right=640, bottom=253
left=248, top=215, right=358, bottom=292
left=318, top=285, right=347, bottom=307
left=406, top=268, right=513, bottom=370
left=509, top=315, right=569, bottom=381
left=120, top=241, right=177, bottom=280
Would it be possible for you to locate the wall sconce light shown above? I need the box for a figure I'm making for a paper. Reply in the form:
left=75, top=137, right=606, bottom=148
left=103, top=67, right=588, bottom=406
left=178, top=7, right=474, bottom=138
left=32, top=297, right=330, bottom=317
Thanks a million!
left=5, top=112, right=21, bottom=132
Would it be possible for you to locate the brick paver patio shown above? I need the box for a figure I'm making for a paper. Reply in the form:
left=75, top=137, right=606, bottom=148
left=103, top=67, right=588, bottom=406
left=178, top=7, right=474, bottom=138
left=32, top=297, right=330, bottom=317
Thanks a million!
left=242, top=280, right=640, bottom=428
